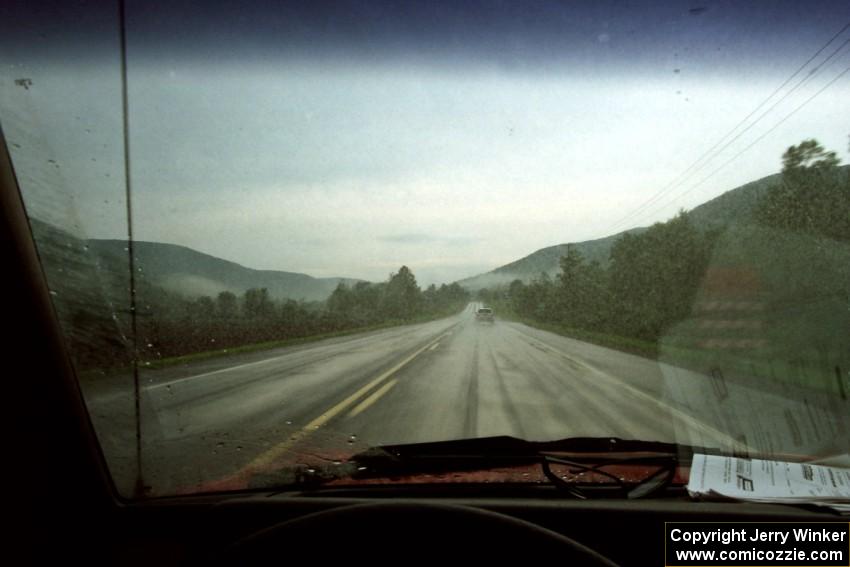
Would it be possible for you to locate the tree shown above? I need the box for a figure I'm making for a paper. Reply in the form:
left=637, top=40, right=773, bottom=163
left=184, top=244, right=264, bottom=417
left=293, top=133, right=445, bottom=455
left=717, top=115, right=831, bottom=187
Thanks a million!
left=243, top=288, right=273, bottom=318
left=608, top=212, right=713, bottom=340
left=382, top=266, right=422, bottom=320
left=756, top=139, right=848, bottom=241
left=216, top=291, right=238, bottom=319
left=553, top=246, right=608, bottom=330
left=327, top=283, right=353, bottom=318
left=781, top=139, right=839, bottom=172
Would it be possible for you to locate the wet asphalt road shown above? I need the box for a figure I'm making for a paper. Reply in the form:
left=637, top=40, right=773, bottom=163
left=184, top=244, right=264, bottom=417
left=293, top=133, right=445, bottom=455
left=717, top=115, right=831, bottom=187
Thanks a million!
left=82, top=303, right=741, bottom=495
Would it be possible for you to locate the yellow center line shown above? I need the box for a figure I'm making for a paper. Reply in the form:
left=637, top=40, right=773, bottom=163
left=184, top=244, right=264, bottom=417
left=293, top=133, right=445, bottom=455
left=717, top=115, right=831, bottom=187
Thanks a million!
left=245, top=325, right=455, bottom=470
left=347, top=379, right=398, bottom=418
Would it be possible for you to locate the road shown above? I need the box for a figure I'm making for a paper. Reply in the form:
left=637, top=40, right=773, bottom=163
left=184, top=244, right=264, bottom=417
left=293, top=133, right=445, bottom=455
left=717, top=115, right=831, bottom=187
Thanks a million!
left=81, top=303, right=823, bottom=496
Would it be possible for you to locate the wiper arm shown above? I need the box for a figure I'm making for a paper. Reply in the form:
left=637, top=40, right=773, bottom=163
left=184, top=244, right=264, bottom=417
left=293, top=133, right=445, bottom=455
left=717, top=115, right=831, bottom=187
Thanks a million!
left=542, top=454, right=679, bottom=500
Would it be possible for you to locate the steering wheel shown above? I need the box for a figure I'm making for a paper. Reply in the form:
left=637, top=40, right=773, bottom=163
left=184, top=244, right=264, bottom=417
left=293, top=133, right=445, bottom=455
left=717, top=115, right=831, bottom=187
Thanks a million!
left=216, top=501, right=619, bottom=565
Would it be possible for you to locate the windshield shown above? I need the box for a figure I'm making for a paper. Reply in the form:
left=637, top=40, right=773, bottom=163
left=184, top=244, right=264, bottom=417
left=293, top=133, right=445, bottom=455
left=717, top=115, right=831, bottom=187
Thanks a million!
left=1, top=0, right=848, bottom=499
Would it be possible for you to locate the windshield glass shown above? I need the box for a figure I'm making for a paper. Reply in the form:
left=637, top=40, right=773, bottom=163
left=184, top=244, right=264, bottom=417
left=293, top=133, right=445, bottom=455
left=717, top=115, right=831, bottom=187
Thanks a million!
left=1, top=0, right=848, bottom=498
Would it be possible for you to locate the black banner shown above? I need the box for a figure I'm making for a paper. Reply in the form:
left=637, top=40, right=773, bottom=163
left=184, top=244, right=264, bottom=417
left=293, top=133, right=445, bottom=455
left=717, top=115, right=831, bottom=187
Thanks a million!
left=665, top=522, right=849, bottom=566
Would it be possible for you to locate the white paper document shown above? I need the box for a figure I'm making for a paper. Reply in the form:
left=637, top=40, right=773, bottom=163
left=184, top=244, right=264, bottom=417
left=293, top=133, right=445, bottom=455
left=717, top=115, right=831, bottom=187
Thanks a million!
left=688, top=453, right=850, bottom=513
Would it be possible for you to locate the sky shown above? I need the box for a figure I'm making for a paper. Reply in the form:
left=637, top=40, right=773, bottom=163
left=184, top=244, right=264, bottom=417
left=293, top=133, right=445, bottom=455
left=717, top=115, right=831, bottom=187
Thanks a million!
left=1, top=0, right=849, bottom=286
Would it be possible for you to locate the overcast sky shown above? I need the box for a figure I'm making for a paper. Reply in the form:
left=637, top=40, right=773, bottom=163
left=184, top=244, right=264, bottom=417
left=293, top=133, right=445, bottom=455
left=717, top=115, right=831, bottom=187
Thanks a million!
left=1, top=1, right=849, bottom=286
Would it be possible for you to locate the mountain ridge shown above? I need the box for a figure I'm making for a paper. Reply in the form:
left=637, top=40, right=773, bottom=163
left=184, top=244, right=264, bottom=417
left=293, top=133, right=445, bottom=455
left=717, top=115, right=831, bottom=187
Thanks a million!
left=455, top=169, right=793, bottom=290
left=87, top=238, right=362, bottom=302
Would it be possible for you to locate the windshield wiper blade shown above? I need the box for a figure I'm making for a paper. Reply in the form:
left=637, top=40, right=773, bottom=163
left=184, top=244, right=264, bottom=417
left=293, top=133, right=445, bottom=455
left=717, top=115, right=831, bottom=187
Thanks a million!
left=262, top=436, right=703, bottom=496
left=345, top=436, right=699, bottom=497
left=350, top=435, right=695, bottom=472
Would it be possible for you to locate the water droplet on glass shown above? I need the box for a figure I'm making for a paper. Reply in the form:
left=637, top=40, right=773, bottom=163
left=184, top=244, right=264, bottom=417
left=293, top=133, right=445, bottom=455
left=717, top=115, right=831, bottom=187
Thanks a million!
left=357, top=466, right=368, bottom=472
left=306, top=468, right=316, bottom=474
left=236, top=446, right=242, bottom=451
left=285, top=420, right=292, bottom=425
left=216, top=441, right=225, bottom=448
left=48, top=290, right=58, bottom=296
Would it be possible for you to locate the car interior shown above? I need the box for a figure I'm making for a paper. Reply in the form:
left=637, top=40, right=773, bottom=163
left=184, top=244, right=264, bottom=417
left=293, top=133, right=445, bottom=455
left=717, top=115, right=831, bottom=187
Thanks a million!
left=3, top=2, right=848, bottom=565
left=4, top=125, right=845, bottom=565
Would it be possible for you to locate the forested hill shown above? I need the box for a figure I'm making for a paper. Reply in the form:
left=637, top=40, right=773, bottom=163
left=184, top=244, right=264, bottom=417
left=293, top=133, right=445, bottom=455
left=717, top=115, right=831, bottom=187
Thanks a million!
left=455, top=168, right=807, bottom=290
left=87, top=239, right=360, bottom=302
left=28, top=218, right=360, bottom=303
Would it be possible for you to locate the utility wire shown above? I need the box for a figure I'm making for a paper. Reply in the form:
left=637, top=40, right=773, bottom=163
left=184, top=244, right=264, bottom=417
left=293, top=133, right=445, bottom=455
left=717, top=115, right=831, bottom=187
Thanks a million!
left=636, top=63, right=850, bottom=221
left=607, top=22, right=850, bottom=233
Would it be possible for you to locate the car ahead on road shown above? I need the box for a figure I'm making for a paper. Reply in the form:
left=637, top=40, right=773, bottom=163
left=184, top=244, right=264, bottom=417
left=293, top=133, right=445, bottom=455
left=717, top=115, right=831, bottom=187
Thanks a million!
left=475, top=307, right=495, bottom=323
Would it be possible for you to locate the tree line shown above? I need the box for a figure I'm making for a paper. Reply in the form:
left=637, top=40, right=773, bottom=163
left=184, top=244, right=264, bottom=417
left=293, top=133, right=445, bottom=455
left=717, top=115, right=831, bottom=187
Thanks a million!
left=483, top=139, right=849, bottom=362
left=486, top=211, right=718, bottom=346
left=119, top=265, right=469, bottom=366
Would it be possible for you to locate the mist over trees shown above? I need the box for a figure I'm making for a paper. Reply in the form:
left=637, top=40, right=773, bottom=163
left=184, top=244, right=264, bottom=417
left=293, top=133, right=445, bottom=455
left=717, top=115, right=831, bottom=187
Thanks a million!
left=129, top=265, right=469, bottom=365
left=328, top=267, right=468, bottom=326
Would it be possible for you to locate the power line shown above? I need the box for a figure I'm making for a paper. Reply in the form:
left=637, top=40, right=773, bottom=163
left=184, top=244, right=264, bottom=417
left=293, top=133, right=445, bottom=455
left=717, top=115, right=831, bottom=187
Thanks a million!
left=636, top=63, right=850, bottom=221
left=606, top=21, right=850, bottom=233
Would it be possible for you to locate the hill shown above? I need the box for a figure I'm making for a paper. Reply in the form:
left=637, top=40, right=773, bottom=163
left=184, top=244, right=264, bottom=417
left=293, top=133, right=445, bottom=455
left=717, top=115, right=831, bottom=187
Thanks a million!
left=86, top=239, right=361, bottom=302
left=456, top=169, right=795, bottom=290
left=29, top=218, right=360, bottom=303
